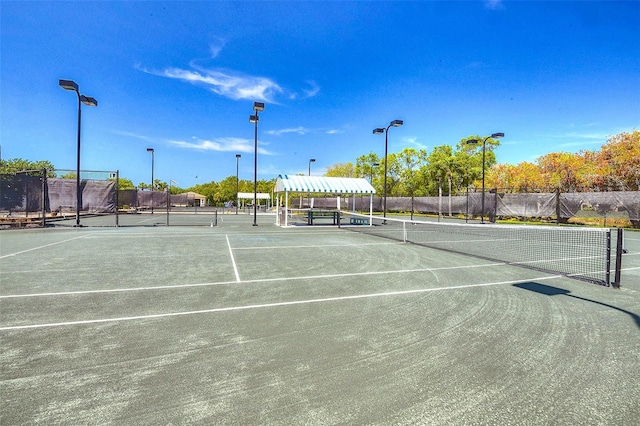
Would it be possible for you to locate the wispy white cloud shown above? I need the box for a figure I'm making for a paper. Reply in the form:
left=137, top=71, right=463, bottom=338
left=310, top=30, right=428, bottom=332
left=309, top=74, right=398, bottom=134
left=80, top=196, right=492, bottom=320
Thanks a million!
left=137, top=39, right=318, bottom=104
left=153, top=66, right=283, bottom=103
left=266, top=126, right=344, bottom=136
left=265, top=127, right=311, bottom=136
left=464, top=61, right=485, bottom=69
left=112, top=130, right=275, bottom=155
left=209, top=37, right=226, bottom=58
left=303, top=80, right=320, bottom=98
left=404, top=137, right=428, bottom=150
left=551, top=132, right=608, bottom=141
left=484, top=0, right=504, bottom=11
left=542, top=131, right=608, bottom=149
left=168, top=137, right=273, bottom=155
left=111, top=130, right=155, bottom=142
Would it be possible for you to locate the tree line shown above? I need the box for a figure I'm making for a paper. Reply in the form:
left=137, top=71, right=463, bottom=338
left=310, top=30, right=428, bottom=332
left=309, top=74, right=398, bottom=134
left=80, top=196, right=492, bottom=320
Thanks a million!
left=327, top=130, right=639, bottom=195
left=2, top=130, right=637, bottom=206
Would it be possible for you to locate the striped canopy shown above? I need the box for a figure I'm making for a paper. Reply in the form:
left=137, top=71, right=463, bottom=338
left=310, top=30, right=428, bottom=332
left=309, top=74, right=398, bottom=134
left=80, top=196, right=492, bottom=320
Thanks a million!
left=274, top=175, right=376, bottom=194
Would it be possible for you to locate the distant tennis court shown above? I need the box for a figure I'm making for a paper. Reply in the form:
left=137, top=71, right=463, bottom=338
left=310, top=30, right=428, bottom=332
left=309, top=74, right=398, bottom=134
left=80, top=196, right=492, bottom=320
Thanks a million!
left=1, top=213, right=639, bottom=424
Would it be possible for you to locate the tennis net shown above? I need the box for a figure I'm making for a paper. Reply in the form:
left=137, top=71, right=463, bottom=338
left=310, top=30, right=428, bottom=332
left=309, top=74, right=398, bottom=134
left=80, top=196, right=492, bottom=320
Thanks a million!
left=339, top=212, right=623, bottom=287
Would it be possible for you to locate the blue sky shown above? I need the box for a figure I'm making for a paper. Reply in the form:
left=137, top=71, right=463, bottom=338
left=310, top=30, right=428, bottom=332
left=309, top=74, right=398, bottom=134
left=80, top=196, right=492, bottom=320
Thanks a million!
left=2, top=1, right=639, bottom=188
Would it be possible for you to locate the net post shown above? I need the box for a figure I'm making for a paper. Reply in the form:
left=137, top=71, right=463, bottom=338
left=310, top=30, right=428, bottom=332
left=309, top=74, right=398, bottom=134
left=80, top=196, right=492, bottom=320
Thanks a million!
left=403, top=221, right=408, bottom=243
left=613, top=228, right=623, bottom=288
left=606, top=230, right=612, bottom=286
left=337, top=211, right=341, bottom=228
left=115, top=170, right=120, bottom=227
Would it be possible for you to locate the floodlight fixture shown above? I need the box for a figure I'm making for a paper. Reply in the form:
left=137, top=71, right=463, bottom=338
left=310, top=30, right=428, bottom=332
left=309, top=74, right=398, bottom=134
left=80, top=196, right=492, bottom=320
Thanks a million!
left=80, top=95, right=98, bottom=107
left=58, top=79, right=79, bottom=92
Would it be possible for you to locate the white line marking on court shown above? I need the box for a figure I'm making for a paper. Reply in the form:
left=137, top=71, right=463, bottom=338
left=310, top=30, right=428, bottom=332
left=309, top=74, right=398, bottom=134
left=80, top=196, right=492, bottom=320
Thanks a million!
left=0, top=262, right=507, bottom=299
left=227, top=235, right=241, bottom=282
left=0, top=234, right=89, bottom=259
left=0, top=275, right=562, bottom=331
left=233, top=241, right=401, bottom=250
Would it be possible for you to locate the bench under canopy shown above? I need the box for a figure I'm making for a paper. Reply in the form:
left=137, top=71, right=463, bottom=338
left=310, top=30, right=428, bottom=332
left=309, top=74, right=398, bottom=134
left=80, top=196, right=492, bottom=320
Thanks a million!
left=273, top=175, right=376, bottom=227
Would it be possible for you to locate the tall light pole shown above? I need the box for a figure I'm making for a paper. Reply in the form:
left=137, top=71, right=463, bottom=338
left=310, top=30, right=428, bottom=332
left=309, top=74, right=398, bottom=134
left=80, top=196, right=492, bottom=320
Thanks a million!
left=235, top=154, right=241, bottom=215
left=373, top=119, right=403, bottom=219
left=466, top=132, right=504, bottom=223
left=249, top=102, right=265, bottom=226
left=59, top=79, right=98, bottom=227
left=308, top=158, right=316, bottom=176
left=147, top=148, right=155, bottom=214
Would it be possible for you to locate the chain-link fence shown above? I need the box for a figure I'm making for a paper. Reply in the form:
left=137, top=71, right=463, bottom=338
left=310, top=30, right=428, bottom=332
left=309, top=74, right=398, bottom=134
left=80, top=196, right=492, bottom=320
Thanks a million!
left=297, top=189, right=640, bottom=228
left=0, top=170, right=220, bottom=228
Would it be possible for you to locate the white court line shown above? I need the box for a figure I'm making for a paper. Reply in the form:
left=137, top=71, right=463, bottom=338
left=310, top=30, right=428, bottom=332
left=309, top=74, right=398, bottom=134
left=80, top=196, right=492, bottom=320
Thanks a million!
left=227, top=235, right=241, bottom=282
left=0, top=234, right=88, bottom=259
left=0, top=262, right=506, bottom=299
left=232, top=241, right=400, bottom=250
left=0, top=275, right=562, bottom=331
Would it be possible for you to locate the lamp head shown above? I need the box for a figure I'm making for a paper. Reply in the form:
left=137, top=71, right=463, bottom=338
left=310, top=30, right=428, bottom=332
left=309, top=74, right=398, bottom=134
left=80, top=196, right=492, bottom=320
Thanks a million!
left=310, top=158, right=316, bottom=163
left=466, top=139, right=479, bottom=145
left=373, top=162, right=380, bottom=167
left=147, top=148, right=154, bottom=153
left=59, top=79, right=78, bottom=92
left=80, top=95, right=98, bottom=107
left=390, top=119, right=403, bottom=127
left=253, top=102, right=265, bottom=112
left=491, top=132, right=504, bottom=139
left=249, top=114, right=259, bottom=123
left=236, top=154, right=241, bottom=158
left=373, top=128, right=385, bottom=135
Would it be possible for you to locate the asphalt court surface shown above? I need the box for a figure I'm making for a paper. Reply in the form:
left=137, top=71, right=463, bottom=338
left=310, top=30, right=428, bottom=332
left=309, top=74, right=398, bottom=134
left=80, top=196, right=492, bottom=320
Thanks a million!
left=1, top=215, right=639, bottom=425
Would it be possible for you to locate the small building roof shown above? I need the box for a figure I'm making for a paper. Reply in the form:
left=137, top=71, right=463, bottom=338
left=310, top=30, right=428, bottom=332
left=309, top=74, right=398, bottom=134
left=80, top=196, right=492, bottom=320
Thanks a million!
left=274, top=175, right=375, bottom=194
left=183, top=191, right=207, bottom=199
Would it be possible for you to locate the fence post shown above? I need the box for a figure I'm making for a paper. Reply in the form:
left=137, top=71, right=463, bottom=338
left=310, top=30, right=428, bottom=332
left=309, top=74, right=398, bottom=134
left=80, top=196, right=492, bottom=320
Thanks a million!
left=42, top=168, right=47, bottom=227
left=115, top=170, right=119, bottom=227
left=555, top=187, right=561, bottom=225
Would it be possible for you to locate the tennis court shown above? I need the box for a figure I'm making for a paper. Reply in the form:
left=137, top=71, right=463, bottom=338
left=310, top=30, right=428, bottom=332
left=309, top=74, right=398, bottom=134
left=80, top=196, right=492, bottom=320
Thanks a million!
left=1, top=213, right=639, bottom=425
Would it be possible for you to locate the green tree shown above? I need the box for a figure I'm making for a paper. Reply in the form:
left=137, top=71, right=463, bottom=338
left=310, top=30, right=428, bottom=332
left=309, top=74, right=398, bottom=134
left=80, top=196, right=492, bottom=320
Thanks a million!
left=381, top=153, right=403, bottom=197
left=460, top=135, right=502, bottom=190
left=0, top=158, right=56, bottom=177
left=427, top=145, right=465, bottom=215
left=427, top=145, right=459, bottom=195
left=216, top=175, right=240, bottom=203
left=598, top=130, right=640, bottom=191
left=397, top=148, right=428, bottom=217
left=115, top=177, right=135, bottom=189
left=325, top=162, right=355, bottom=177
